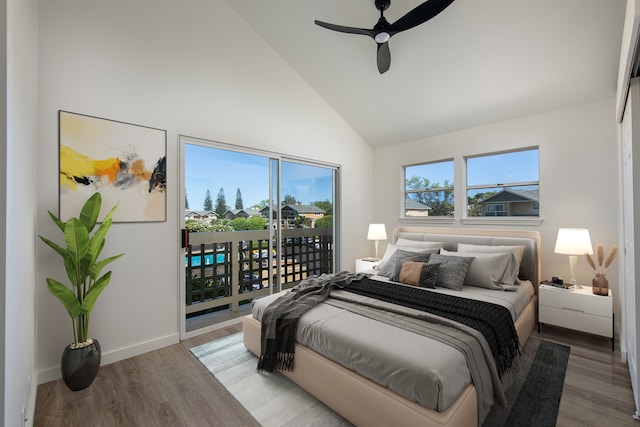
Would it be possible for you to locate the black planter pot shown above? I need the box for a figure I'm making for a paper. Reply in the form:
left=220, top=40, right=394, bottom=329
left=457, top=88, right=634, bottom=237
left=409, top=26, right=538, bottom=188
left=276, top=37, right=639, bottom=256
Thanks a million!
left=61, top=339, right=101, bottom=391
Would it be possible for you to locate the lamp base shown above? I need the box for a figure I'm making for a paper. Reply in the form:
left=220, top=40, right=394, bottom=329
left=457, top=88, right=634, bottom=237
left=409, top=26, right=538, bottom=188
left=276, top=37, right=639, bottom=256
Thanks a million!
left=568, top=255, right=581, bottom=288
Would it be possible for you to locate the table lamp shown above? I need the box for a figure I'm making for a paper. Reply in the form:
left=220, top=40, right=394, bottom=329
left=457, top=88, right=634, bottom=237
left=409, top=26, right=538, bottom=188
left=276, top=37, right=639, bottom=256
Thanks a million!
left=367, top=224, right=387, bottom=259
left=554, top=228, right=593, bottom=286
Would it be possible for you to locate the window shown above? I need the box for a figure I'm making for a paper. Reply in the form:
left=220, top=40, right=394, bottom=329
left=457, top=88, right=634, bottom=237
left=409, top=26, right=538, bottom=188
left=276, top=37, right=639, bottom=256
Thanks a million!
left=404, top=160, right=454, bottom=217
left=466, top=148, right=539, bottom=217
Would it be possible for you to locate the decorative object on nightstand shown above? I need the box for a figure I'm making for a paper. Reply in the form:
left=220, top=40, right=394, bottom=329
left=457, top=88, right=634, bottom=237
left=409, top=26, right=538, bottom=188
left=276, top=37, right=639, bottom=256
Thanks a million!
left=584, top=243, right=618, bottom=296
left=367, top=223, right=387, bottom=259
left=554, top=228, right=593, bottom=287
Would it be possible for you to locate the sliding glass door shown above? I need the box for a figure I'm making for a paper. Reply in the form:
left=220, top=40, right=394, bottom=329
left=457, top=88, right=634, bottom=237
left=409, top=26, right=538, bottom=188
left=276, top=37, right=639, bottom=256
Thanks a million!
left=180, top=137, right=338, bottom=336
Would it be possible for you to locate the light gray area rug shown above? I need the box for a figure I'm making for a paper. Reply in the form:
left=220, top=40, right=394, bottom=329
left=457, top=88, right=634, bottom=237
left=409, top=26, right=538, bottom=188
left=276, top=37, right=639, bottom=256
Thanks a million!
left=190, top=333, right=352, bottom=427
left=191, top=333, right=569, bottom=427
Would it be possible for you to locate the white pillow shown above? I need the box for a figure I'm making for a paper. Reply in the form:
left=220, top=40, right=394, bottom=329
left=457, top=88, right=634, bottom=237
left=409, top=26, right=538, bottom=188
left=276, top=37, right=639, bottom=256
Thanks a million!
left=457, top=243, right=525, bottom=285
left=396, top=238, right=445, bottom=250
left=440, top=249, right=511, bottom=290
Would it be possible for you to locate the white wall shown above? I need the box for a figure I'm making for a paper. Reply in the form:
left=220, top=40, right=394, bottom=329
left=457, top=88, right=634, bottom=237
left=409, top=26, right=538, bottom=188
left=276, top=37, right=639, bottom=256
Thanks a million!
left=36, top=0, right=373, bottom=383
left=5, top=0, right=39, bottom=425
left=373, top=99, right=621, bottom=322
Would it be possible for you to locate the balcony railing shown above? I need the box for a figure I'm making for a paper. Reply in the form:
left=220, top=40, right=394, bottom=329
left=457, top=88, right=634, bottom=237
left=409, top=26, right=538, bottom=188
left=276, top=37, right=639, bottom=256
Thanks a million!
left=185, top=228, right=333, bottom=318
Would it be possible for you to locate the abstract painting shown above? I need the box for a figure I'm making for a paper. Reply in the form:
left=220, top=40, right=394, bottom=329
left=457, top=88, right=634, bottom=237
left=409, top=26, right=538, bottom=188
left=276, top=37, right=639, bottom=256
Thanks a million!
left=59, top=111, right=167, bottom=222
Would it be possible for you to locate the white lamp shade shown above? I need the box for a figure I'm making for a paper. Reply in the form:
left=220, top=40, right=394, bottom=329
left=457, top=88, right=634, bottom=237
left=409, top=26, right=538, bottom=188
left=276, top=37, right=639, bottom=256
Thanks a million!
left=367, top=224, right=387, bottom=241
left=554, top=228, right=593, bottom=255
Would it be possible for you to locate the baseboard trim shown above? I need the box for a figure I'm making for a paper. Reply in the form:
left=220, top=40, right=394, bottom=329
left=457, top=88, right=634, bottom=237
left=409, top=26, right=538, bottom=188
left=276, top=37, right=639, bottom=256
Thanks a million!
left=37, top=333, right=180, bottom=385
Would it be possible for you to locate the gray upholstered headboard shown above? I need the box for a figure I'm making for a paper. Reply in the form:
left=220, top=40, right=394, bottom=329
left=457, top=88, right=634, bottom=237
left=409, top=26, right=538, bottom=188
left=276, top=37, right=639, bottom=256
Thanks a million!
left=392, top=227, right=541, bottom=290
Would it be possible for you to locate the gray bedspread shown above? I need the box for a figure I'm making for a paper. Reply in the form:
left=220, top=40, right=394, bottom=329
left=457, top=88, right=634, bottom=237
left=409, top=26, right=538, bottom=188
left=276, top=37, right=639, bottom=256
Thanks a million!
left=251, top=283, right=522, bottom=423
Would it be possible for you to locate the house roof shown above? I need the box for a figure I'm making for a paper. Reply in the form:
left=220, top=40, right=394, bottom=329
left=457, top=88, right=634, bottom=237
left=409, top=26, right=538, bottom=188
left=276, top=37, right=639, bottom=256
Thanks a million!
left=185, top=210, right=217, bottom=217
left=405, top=199, right=431, bottom=210
left=225, top=208, right=261, bottom=217
left=281, top=204, right=325, bottom=214
left=478, top=189, right=539, bottom=204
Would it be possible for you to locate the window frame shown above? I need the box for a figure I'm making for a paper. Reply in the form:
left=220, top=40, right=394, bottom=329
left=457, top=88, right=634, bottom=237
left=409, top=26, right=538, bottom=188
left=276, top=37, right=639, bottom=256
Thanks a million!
left=462, top=147, right=541, bottom=225
left=399, top=147, right=543, bottom=226
left=402, top=159, right=455, bottom=219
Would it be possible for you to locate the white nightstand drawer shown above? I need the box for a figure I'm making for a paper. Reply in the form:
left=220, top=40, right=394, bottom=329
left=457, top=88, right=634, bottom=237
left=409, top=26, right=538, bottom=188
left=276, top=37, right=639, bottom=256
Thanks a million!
left=539, top=287, right=612, bottom=318
left=539, top=305, right=613, bottom=338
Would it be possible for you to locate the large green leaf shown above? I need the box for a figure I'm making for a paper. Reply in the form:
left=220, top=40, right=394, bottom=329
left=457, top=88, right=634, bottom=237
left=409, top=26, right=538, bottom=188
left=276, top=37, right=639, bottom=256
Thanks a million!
left=48, top=211, right=66, bottom=233
left=46, top=278, right=81, bottom=318
left=38, top=235, right=67, bottom=259
left=79, top=192, right=102, bottom=233
left=86, top=217, right=112, bottom=267
left=63, top=252, right=81, bottom=289
left=64, top=219, right=89, bottom=286
left=80, top=271, right=111, bottom=316
left=89, top=253, right=124, bottom=281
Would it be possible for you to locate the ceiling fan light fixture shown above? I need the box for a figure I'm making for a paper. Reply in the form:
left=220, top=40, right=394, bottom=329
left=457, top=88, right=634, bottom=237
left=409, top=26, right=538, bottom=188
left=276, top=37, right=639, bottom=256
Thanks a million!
left=374, top=32, right=390, bottom=43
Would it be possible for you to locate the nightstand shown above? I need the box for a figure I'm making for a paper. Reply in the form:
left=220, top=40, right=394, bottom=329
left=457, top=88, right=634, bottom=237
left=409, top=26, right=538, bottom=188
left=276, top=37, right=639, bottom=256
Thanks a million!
left=538, top=284, right=614, bottom=350
left=355, top=258, right=380, bottom=273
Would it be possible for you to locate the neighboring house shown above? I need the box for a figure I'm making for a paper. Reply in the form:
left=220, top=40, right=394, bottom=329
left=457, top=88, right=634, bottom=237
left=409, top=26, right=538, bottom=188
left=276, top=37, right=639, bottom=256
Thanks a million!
left=260, top=204, right=325, bottom=226
left=282, top=204, right=325, bottom=221
left=185, top=210, right=218, bottom=222
left=405, top=199, right=432, bottom=217
left=224, top=208, right=261, bottom=220
left=477, top=189, right=540, bottom=217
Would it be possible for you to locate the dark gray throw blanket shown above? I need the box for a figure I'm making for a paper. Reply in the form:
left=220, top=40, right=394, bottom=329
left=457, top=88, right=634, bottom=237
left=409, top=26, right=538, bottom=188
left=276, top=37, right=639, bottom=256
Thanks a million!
left=257, top=271, right=365, bottom=372
left=344, top=277, right=521, bottom=378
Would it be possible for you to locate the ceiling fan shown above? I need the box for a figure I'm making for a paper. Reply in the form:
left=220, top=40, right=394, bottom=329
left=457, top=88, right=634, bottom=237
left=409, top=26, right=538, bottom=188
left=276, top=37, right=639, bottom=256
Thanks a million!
left=315, top=0, right=455, bottom=74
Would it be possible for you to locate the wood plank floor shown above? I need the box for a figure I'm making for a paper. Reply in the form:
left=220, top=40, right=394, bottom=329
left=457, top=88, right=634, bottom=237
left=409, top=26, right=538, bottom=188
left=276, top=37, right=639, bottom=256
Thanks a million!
left=33, top=322, right=638, bottom=427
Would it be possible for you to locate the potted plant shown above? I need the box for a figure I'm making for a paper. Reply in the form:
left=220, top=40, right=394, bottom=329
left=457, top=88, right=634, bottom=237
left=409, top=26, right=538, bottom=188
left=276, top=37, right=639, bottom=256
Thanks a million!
left=39, top=192, right=124, bottom=391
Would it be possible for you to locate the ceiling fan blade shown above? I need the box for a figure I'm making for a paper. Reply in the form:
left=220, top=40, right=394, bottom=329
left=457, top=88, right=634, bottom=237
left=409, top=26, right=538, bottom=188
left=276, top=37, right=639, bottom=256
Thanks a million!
left=390, top=0, right=455, bottom=33
left=314, top=20, right=375, bottom=38
left=377, top=42, right=391, bottom=74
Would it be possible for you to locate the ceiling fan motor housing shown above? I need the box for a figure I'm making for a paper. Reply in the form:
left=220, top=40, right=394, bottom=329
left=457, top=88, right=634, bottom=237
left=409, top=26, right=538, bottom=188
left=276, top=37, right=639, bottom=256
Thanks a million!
left=375, top=0, right=391, bottom=12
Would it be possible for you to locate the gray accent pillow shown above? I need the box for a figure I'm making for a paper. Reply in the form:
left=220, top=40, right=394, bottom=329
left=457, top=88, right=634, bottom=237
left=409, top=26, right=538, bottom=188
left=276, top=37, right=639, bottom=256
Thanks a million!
left=377, top=248, right=436, bottom=278
left=441, top=249, right=511, bottom=290
left=376, top=244, right=431, bottom=272
left=457, top=243, right=525, bottom=285
left=427, top=253, right=474, bottom=291
left=393, top=261, right=441, bottom=288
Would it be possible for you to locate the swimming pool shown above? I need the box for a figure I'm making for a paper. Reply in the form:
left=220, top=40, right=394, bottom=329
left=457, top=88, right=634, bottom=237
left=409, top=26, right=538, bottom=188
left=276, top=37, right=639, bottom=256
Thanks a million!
left=186, top=253, right=226, bottom=266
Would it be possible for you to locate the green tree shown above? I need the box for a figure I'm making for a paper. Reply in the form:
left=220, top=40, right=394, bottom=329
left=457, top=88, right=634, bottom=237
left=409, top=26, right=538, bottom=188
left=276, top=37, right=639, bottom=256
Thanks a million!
left=185, top=189, right=190, bottom=210
left=235, top=188, right=244, bottom=209
left=246, top=215, right=267, bottom=230
left=467, top=191, right=496, bottom=216
left=312, top=200, right=332, bottom=214
left=209, top=218, right=234, bottom=232
left=229, top=217, right=248, bottom=230
left=215, top=187, right=227, bottom=217
left=253, top=199, right=270, bottom=209
left=316, top=215, right=332, bottom=228
left=282, top=194, right=300, bottom=205
left=185, top=218, right=234, bottom=232
left=405, top=176, right=454, bottom=216
left=203, top=189, right=213, bottom=211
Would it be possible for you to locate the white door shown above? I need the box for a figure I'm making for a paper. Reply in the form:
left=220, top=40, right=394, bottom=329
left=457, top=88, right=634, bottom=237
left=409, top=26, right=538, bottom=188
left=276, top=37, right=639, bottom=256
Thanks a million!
left=621, top=78, right=640, bottom=418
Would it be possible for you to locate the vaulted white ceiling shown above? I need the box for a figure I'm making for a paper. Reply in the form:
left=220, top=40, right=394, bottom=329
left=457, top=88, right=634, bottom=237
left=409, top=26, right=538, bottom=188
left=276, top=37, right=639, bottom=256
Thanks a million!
left=228, top=0, right=626, bottom=148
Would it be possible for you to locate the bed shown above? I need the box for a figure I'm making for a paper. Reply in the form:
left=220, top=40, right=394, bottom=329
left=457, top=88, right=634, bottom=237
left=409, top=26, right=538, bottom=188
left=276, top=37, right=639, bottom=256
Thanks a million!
left=243, top=227, right=540, bottom=427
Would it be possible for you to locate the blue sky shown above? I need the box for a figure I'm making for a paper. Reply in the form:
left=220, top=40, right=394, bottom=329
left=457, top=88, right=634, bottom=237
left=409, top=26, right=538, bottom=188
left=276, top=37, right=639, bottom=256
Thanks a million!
left=406, top=149, right=539, bottom=189
left=185, top=144, right=334, bottom=211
